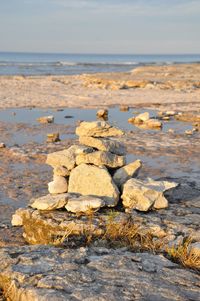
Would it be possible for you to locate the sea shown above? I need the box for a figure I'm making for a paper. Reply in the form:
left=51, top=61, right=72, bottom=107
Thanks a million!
left=0, top=52, right=200, bottom=76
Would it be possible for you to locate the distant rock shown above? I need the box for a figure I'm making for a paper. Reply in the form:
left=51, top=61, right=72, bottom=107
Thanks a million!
left=46, top=132, right=60, bottom=143
left=79, top=136, right=126, bottom=155
left=65, top=195, right=105, bottom=213
left=46, top=145, right=93, bottom=170
left=134, top=112, right=150, bottom=124
left=37, top=115, right=54, bottom=123
left=122, top=178, right=178, bottom=211
left=113, top=160, right=142, bottom=187
left=76, top=121, right=124, bottom=137
left=30, top=193, right=69, bottom=210
left=48, top=176, right=68, bottom=194
left=0, top=143, right=6, bottom=148
left=68, top=163, right=119, bottom=206
left=119, top=105, right=129, bottom=111
left=76, top=151, right=126, bottom=168
left=96, top=109, right=108, bottom=119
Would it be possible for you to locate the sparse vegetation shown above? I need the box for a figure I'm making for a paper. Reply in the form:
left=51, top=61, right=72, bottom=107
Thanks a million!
left=167, top=238, right=200, bottom=270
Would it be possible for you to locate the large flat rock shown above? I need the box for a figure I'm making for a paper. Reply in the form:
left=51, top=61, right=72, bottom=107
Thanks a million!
left=79, top=136, right=126, bottom=155
left=0, top=245, right=199, bottom=301
left=76, top=151, right=126, bottom=168
left=76, top=121, right=124, bottom=137
left=68, top=164, right=119, bottom=206
left=122, top=178, right=178, bottom=211
left=46, top=145, right=93, bottom=170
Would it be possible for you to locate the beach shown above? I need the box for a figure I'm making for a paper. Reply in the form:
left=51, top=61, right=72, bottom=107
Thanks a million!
left=0, top=64, right=200, bottom=111
left=0, top=64, right=200, bottom=299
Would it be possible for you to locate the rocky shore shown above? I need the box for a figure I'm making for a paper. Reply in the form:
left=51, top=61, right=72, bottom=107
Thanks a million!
left=0, top=64, right=199, bottom=300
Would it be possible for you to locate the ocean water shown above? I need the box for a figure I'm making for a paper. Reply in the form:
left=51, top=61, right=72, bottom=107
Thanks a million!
left=0, top=52, right=200, bottom=76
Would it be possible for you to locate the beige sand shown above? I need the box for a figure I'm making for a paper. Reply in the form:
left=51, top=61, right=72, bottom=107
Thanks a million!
left=0, top=64, right=200, bottom=112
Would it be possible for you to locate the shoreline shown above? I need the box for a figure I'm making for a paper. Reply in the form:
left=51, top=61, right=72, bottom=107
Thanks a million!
left=0, top=63, right=199, bottom=112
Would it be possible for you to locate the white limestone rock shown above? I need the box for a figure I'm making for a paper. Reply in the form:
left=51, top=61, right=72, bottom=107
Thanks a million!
left=79, top=136, right=126, bottom=155
left=65, top=196, right=105, bottom=213
left=122, top=178, right=178, bottom=211
left=76, top=151, right=126, bottom=168
left=68, top=163, right=119, bottom=206
left=76, top=121, right=124, bottom=137
left=30, top=193, right=70, bottom=210
left=46, top=145, right=93, bottom=170
left=48, top=176, right=68, bottom=194
left=113, top=159, right=142, bottom=187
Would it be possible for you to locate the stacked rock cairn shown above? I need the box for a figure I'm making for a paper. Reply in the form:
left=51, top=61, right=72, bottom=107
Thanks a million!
left=29, top=120, right=178, bottom=214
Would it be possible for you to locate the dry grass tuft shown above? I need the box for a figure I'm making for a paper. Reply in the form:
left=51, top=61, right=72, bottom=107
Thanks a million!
left=167, top=238, right=200, bottom=270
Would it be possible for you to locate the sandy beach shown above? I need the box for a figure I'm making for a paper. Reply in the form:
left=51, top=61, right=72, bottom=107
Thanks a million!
left=0, top=64, right=200, bottom=112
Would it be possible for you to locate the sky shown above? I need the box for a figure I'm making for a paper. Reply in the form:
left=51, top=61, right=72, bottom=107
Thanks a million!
left=0, top=0, right=200, bottom=54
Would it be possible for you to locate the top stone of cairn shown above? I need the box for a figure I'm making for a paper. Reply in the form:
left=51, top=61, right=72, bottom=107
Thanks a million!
left=76, top=121, right=124, bottom=138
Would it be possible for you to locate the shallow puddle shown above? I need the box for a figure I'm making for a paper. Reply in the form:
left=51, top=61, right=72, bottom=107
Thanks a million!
left=0, top=107, right=194, bottom=146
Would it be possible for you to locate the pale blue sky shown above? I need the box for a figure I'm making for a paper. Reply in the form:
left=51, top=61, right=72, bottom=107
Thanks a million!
left=0, top=0, right=200, bottom=54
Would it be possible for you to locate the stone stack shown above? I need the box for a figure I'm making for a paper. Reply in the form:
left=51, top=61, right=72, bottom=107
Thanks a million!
left=13, top=120, right=178, bottom=218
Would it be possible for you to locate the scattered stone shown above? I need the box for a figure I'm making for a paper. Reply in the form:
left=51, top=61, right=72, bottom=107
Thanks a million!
left=65, top=196, right=105, bottom=213
left=162, top=116, right=170, bottom=121
left=68, top=164, right=119, bottom=206
left=53, top=166, right=70, bottom=177
left=134, top=112, right=150, bottom=124
left=185, top=130, right=193, bottom=135
left=76, top=121, right=124, bottom=137
left=129, top=112, right=162, bottom=129
left=119, top=105, right=129, bottom=111
left=46, top=145, right=93, bottom=170
left=11, top=212, right=23, bottom=226
left=76, top=151, right=126, bottom=168
left=168, top=129, right=175, bottom=134
left=165, top=111, right=177, bottom=116
left=29, top=193, right=69, bottom=210
left=96, top=109, right=108, bottom=119
left=113, top=160, right=142, bottom=187
left=48, top=176, right=68, bottom=194
left=144, top=119, right=162, bottom=129
left=46, top=132, right=60, bottom=143
left=122, top=178, right=178, bottom=211
left=79, top=136, right=126, bottom=155
left=0, top=143, right=6, bottom=148
left=37, top=115, right=54, bottom=123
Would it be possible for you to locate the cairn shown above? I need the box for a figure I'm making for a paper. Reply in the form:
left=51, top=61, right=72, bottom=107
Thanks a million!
left=19, top=120, right=177, bottom=215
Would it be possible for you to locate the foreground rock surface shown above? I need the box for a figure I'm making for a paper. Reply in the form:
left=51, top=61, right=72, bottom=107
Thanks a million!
left=0, top=245, right=200, bottom=301
left=68, top=164, right=119, bottom=206
left=122, top=178, right=178, bottom=211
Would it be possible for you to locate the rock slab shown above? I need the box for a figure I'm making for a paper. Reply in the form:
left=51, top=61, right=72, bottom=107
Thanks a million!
left=113, top=159, right=142, bottom=187
left=68, top=163, right=119, bottom=206
left=79, top=136, right=126, bottom=155
left=122, top=178, right=178, bottom=211
left=0, top=246, right=199, bottom=301
left=76, top=151, right=126, bottom=168
left=76, top=121, right=124, bottom=137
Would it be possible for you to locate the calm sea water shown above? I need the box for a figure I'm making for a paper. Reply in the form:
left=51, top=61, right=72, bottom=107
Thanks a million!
left=0, top=52, right=200, bottom=76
